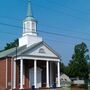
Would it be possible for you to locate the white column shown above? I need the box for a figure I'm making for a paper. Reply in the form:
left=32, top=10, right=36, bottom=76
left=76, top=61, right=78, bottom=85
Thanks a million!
left=46, top=61, right=49, bottom=87
left=13, top=60, right=16, bottom=89
left=57, top=61, right=60, bottom=87
left=20, top=59, right=23, bottom=89
left=34, top=60, right=37, bottom=88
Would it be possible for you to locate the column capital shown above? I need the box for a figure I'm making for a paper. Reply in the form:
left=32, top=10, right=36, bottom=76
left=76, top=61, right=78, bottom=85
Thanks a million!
left=57, top=61, right=60, bottom=63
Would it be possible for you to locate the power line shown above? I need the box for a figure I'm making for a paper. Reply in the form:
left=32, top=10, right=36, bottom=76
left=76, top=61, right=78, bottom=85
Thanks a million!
left=0, top=14, right=90, bottom=37
left=0, top=1, right=90, bottom=36
left=2, top=15, right=89, bottom=37
left=0, top=22, right=22, bottom=29
left=44, top=0, right=90, bottom=16
left=32, top=1, right=90, bottom=22
left=44, top=38, right=80, bottom=46
left=0, top=22, right=90, bottom=42
left=0, top=24, right=89, bottom=50
left=0, top=16, right=22, bottom=21
left=0, top=15, right=90, bottom=37
left=38, top=23, right=90, bottom=36
left=39, top=30, right=90, bottom=41
left=0, top=31, right=19, bottom=36
left=0, top=0, right=89, bottom=37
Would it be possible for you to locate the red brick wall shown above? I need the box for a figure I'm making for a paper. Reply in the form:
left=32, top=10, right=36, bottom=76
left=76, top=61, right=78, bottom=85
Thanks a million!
left=0, top=58, right=6, bottom=89
left=0, top=59, right=54, bottom=89
left=0, top=58, right=35, bottom=89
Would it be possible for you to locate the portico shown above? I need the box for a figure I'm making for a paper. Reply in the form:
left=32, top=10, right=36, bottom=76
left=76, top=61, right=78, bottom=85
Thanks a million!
left=12, top=44, right=61, bottom=89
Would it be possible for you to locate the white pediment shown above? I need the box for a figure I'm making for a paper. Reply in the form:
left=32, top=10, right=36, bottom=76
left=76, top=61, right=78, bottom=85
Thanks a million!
left=21, top=42, right=60, bottom=59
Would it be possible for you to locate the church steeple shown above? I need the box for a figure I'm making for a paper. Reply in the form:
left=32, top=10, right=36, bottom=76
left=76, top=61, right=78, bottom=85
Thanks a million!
left=19, top=0, right=42, bottom=47
left=23, top=0, right=37, bottom=36
left=27, top=0, right=32, bottom=17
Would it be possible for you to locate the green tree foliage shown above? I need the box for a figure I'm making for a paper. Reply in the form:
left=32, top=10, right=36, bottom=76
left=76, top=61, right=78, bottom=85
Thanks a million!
left=67, top=42, right=89, bottom=79
left=4, top=39, right=18, bottom=50
left=60, top=62, right=65, bottom=73
left=88, top=62, right=90, bottom=73
left=60, top=62, right=69, bottom=75
left=88, top=62, right=90, bottom=81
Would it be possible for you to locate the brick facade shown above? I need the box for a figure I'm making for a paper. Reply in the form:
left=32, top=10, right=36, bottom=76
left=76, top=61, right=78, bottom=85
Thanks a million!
left=0, top=58, right=32, bottom=89
left=0, top=58, right=55, bottom=89
left=0, top=57, right=12, bottom=90
left=0, top=58, right=6, bottom=90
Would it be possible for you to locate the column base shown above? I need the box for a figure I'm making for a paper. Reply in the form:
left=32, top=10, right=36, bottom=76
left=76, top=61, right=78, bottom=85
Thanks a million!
left=19, top=88, right=24, bottom=90
left=46, top=84, right=50, bottom=88
left=12, top=87, right=16, bottom=89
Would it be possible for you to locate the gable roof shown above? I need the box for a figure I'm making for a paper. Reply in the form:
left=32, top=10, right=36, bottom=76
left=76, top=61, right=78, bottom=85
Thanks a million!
left=17, top=41, right=60, bottom=59
left=0, top=41, right=60, bottom=59
left=0, top=45, right=26, bottom=58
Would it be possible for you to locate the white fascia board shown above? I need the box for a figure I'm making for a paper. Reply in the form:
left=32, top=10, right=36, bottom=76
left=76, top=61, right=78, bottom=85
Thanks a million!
left=14, top=56, right=60, bottom=62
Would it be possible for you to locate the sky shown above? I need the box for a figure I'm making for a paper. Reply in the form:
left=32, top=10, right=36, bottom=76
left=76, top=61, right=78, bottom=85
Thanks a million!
left=0, top=0, right=90, bottom=65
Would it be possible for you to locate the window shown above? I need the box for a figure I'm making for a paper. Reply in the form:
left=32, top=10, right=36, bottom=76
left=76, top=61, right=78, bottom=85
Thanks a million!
left=26, top=22, right=30, bottom=32
left=39, top=48, right=45, bottom=53
left=32, top=22, right=34, bottom=29
left=32, top=22, right=36, bottom=33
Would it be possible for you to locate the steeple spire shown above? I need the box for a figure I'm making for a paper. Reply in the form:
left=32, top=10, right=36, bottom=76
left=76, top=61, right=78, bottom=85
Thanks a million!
left=22, top=0, right=37, bottom=36
left=27, top=0, right=32, bottom=17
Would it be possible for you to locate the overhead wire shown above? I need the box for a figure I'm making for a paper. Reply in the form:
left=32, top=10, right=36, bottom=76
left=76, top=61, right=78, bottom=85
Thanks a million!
left=0, top=15, right=90, bottom=36
left=0, top=22, right=90, bottom=42
left=0, top=1, right=90, bottom=36
left=0, top=14, right=90, bottom=38
left=38, top=23, right=90, bottom=36
left=32, top=1, right=90, bottom=22
left=44, top=0, right=90, bottom=15
left=0, top=0, right=90, bottom=47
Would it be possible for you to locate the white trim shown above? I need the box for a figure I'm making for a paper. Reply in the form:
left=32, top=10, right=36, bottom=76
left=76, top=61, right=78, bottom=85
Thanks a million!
left=13, top=60, right=16, bottom=89
left=46, top=61, right=49, bottom=87
left=20, top=59, right=24, bottom=89
left=34, top=60, right=37, bottom=88
left=57, top=61, right=60, bottom=87
left=6, top=58, right=8, bottom=88
left=23, top=63, right=25, bottom=85
left=15, top=56, right=60, bottom=62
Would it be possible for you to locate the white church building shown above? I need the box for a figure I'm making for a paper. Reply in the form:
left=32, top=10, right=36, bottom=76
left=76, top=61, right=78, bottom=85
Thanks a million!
left=0, top=0, right=61, bottom=89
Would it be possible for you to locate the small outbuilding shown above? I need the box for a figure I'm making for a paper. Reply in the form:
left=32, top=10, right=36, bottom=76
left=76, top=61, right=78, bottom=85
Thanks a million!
left=56, top=73, right=71, bottom=87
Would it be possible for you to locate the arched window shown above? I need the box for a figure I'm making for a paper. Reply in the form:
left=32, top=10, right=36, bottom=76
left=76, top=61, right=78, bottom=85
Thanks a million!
left=39, top=48, right=45, bottom=53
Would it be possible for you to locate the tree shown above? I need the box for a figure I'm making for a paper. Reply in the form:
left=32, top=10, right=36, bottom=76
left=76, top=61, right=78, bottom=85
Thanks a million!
left=88, top=62, right=90, bottom=81
left=60, top=62, right=69, bottom=75
left=60, top=62, right=65, bottom=73
left=0, top=39, right=19, bottom=52
left=67, top=42, right=89, bottom=79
